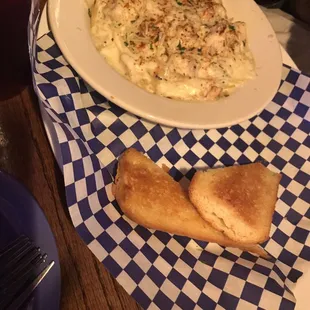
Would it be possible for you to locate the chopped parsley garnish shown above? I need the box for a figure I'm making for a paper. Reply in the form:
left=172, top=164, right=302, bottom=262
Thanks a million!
left=131, top=19, right=136, bottom=23
left=154, top=35, right=160, bottom=43
left=177, top=41, right=186, bottom=54
left=124, top=41, right=129, bottom=46
left=229, top=25, right=235, bottom=31
left=88, top=8, right=91, bottom=18
left=150, top=43, right=153, bottom=50
left=197, top=48, right=202, bottom=54
left=176, top=0, right=183, bottom=5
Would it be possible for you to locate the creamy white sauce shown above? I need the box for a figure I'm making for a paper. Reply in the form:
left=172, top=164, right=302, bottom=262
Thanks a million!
left=90, top=0, right=256, bottom=101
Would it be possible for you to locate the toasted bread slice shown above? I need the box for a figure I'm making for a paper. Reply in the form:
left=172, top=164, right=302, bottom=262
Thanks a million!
left=189, top=163, right=281, bottom=244
left=113, top=148, right=269, bottom=258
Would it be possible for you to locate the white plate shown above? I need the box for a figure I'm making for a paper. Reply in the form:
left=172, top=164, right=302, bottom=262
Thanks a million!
left=48, top=0, right=282, bottom=129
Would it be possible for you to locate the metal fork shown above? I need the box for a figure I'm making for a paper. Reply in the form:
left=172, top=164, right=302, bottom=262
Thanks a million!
left=0, top=235, right=54, bottom=310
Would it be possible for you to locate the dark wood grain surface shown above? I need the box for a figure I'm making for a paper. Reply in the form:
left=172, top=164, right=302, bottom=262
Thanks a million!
left=0, top=1, right=141, bottom=309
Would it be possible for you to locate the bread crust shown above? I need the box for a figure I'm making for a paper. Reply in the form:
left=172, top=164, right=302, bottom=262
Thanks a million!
left=189, top=163, right=281, bottom=244
left=113, top=148, right=269, bottom=257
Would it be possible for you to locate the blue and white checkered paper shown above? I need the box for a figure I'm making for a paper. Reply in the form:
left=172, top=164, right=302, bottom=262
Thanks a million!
left=30, top=7, right=310, bottom=310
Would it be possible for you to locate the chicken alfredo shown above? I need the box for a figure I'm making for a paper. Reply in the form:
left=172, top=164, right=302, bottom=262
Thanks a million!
left=90, top=0, right=256, bottom=100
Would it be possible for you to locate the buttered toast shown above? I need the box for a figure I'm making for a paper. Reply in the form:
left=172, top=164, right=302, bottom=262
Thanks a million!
left=113, top=149, right=269, bottom=257
left=189, top=163, right=281, bottom=244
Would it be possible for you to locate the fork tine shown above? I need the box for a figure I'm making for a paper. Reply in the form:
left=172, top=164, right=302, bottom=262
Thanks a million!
left=0, top=235, right=29, bottom=261
left=4, top=253, right=47, bottom=292
left=0, top=235, right=28, bottom=257
left=5, top=261, right=54, bottom=310
left=0, top=241, right=32, bottom=268
left=0, top=237, right=52, bottom=310
left=0, top=252, right=45, bottom=301
left=0, top=250, right=48, bottom=309
left=0, top=242, right=35, bottom=275
left=0, top=248, right=42, bottom=288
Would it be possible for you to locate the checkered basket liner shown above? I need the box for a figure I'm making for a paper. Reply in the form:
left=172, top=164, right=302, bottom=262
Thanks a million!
left=29, top=4, right=310, bottom=309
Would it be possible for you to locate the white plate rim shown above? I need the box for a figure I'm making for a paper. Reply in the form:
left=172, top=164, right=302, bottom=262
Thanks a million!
left=48, top=0, right=283, bottom=129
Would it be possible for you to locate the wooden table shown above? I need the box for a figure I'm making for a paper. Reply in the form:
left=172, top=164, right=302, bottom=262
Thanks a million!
left=0, top=1, right=141, bottom=309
